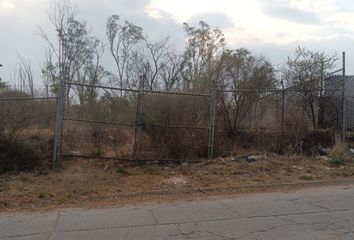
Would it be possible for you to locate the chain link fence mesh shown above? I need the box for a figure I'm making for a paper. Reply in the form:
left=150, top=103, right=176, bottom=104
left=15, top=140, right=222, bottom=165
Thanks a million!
left=0, top=74, right=348, bottom=167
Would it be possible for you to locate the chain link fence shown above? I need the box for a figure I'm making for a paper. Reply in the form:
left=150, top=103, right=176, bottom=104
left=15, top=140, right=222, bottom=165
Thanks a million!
left=59, top=84, right=137, bottom=162
left=0, top=90, right=57, bottom=172
left=56, top=81, right=213, bottom=163
left=0, top=73, right=348, bottom=169
left=324, top=75, right=354, bottom=130
left=214, top=82, right=344, bottom=154
left=53, top=78, right=345, bottom=166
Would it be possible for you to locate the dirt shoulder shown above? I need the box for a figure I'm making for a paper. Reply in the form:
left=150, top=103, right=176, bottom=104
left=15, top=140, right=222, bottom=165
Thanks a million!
left=1, top=153, right=354, bottom=213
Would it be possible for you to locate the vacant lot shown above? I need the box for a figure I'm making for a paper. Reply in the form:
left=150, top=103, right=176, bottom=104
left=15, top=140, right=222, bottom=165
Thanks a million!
left=1, top=152, right=354, bottom=212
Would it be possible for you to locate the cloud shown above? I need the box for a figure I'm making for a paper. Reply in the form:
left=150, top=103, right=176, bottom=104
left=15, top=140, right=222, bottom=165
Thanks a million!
left=1, top=0, right=15, bottom=11
left=235, top=34, right=354, bottom=73
left=187, top=12, right=234, bottom=29
left=75, top=0, right=150, bottom=13
left=2, top=0, right=354, bottom=87
left=262, top=1, right=322, bottom=24
left=336, top=0, right=354, bottom=11
left=107, top=0, right=150, bottom=11
left=0, top=0, right=186, bottom=85
left=76, top=0, right=184, bottom=44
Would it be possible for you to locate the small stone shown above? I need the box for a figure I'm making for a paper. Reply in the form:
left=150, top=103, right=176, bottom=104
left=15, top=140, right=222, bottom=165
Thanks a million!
left=103, top=164, right=110, bottom=172
left=316, top=156, right=331, bottom=161
left=164, top=176, right=187, bottom=186
left=292, top=165, right=304, bottom=170
left=246, top=154, right=267, bottom=162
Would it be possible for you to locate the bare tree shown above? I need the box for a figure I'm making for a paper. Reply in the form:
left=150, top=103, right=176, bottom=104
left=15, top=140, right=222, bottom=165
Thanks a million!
left=283, top=47, right=337, bottom=129
left=138, top=37, right=169, bottom=90
left=159, top=50, right=185, bottom=91
left=17, top=55, right=34, bottom=97
left=217, top=48, right=276, bottom=135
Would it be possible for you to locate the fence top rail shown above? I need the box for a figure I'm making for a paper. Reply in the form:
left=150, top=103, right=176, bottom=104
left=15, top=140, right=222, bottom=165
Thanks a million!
left=63, top=118, right=135, bottom=127
left=0, top=97, right=57, bottom=101
left=63, top=117, right=208, bottom=130
left=66, top=82, right=212, bottom=97
left=326, top=68, right=343, bottom=76
left=143, top=89, right=211, bottom=97
left=65, top=82, right=139, bottom=93
left=217, top=88, right=342, bottom=93
left=66, top=82, right=342, bottom=97
left=152, top=124, right=208, bottom=130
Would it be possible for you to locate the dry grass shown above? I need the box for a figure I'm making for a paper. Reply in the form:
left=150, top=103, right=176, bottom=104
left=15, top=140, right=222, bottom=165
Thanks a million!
left=327, top=142, right=351, bottom=166
left=329, top=142, right=347, bottom=158
left=1, top=151, right=354, bottom=212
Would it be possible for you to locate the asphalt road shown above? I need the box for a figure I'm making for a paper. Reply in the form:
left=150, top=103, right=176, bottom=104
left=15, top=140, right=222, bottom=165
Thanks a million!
left=1, top=184, right=354, bottom=240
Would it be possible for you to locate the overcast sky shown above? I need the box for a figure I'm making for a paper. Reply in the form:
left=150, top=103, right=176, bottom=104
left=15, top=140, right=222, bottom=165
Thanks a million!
left=1, top=0, right=354, bottom=88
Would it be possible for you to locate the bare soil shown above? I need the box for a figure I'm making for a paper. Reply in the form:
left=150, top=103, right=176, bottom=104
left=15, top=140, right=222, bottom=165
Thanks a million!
left=1, top=153, right=354, bottom=212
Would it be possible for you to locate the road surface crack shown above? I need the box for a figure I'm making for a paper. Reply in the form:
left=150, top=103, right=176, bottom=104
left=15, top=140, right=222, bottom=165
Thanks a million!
left=46, top=210, right=60, bottom=240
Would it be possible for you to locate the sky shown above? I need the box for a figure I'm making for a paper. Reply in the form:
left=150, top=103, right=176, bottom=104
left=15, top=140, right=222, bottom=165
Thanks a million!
left=1, top=0, right=354, bottom=89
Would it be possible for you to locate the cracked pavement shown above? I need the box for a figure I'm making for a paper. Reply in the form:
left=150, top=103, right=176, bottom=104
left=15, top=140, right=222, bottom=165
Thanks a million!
left=1, top=184, right=354, bottom=240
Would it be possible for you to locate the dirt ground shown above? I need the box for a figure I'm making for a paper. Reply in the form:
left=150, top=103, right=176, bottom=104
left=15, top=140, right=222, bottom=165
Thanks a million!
left=1, top=152, right=354, bottom=213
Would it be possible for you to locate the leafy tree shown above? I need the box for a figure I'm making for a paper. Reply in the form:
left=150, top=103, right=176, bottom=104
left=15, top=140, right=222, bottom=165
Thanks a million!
left=106, top=15, right=144, bottom=94
left=182, top=21, right=226, bottom=91
left=38, top=0, right=99, bottom=104
left=41, top=50, right=58, bottom=96
left=0, top=78, right=8, bottom=90
left=73, top=42, right=106, bottom=106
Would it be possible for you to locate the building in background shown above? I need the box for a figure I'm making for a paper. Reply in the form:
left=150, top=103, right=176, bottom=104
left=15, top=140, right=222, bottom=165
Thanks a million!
left=321, top=75, right=354, bottom=130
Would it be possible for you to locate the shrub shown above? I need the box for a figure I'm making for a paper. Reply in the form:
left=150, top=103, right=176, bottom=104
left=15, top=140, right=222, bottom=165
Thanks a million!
left=0, top=90, right=50, bottom=173
left=302, top=129, right=335, bottom=154
left=328, top=156, right=343, bottom=166
left=283, top=106, right=309, bottom=144
left=116, top=166, right=129, bottom=175
left=0, top=136, right=41, bottom=173
left=328, top=142, right=347, bottom=166
left=299, top=175, right=314, bottom=181
left=37, top=192, right=46, bottom=199
left=62, top=96, right=134, bottom=158
left=141, top=94, right=209, bottom=159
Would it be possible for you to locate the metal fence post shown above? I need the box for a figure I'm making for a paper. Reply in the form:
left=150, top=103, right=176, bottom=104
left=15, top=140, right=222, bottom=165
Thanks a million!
left=280, top=80, right=285, bottom=152
left=281, top=80, right=285, bottom=134
left=253, top=99, right=258, bottom=128
left=208, top=89, right=217, bottom=160
left=52, top=77, right=65, bottom=169
left=133, top=75, right=144, bottom=161
left=341, top=51, right=346, bottom=142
